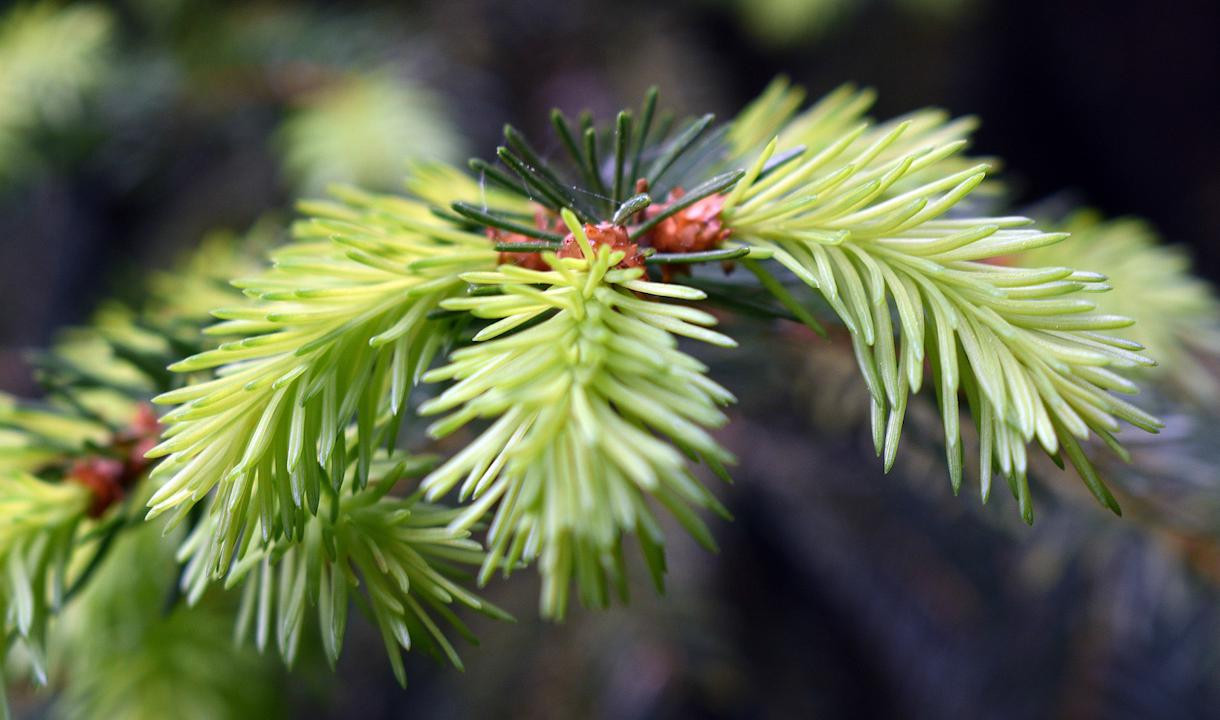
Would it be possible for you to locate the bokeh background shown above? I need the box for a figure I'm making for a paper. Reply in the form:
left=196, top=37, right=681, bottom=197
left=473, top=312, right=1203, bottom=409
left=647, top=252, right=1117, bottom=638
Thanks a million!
left=2, top=0, right=1219, bottom=717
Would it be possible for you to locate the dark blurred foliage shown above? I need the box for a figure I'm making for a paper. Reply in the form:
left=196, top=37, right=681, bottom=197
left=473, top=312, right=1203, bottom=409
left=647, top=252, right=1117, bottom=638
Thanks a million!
left=2, top=0, right=1219, bottom=717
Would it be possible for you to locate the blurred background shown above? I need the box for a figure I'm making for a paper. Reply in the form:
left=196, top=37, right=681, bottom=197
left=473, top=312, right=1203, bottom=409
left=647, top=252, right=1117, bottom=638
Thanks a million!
left=2, top=0, right=1219, bottom=717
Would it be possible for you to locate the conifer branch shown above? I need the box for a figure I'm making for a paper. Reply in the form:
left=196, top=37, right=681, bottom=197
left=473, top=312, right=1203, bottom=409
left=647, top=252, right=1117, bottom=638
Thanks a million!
left=0, top=73, right=1187, bottom=712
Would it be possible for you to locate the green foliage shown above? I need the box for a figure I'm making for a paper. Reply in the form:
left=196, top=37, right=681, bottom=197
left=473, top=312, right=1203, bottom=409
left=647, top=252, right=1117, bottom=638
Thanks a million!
left=0, top=473, right=89, bottom=684
left=145, top=226, right=278, bottom=328
left=52, top=515, right=282, bottom=720
left=29, top=226, right=266, bottom=429
left=0, top=399, right=110, bottom=476
left=147, top=81, right=1165, bottom=639
left=0, top=2, right=112, bottom=180
left=278, top=72, right=464, bottom=195
left=730, top=79, right=995, bottom=198
left=1, top=218, right=497, bottom=707
left=0, top=354, right=155, bottom=690
left=0, top=226, right=265, bottom=706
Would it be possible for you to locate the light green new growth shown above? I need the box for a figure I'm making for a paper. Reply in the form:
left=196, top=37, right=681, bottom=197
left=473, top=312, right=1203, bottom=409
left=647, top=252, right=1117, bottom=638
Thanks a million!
left=419, top=212, right=736, bottom=618
left=146, top=79, right=1166, bottom=636
left=0, top=221, right=504, bottom=706
left=178, top=453, right=506, bottom=686
left=725, top=79, right=1160, bottom=522
left=729, top=80, right=992, bottom=197
left=0, top=473, right=89, bottom=684
left=145, top=188, right=498, bottom=578
left=1017, top=212, right=1220, bottom=401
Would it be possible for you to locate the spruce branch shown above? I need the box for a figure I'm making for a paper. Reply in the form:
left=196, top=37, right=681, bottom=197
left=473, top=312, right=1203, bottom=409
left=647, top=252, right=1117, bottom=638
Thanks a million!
left=2, top=217, right=501, bottom=702
left=723, top=86, right=1162, bottom=522
left=141, top=82, right=1166, bottom=641
left=0, top=473, right=89, bottom=684
left=0, top=68, right=1196, bottom=713
left=418, top=216, right=735, bottom=618
left=146, top=188, right=497, bottom=574
left=145, top=88, right=746, bottom=608
left=178, top=452, right=506, bottom=685
left=1015, top=211, right=1220, bottom=402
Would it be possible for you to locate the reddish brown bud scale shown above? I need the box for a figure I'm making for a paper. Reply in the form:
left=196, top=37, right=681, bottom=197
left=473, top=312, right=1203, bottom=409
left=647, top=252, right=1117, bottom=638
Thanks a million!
left=636, top=189, right=733, bottom=282
left=557, top=222, right=645, bottom=269
left=644, top=189, right=731, bottom=254
left=119, top=402, right=160, bottom=467
left=492, top=189, right=729, bottom=276
left=69, top=457, right=126, bottom=518
left=67, top=404, right=162, bottom=518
